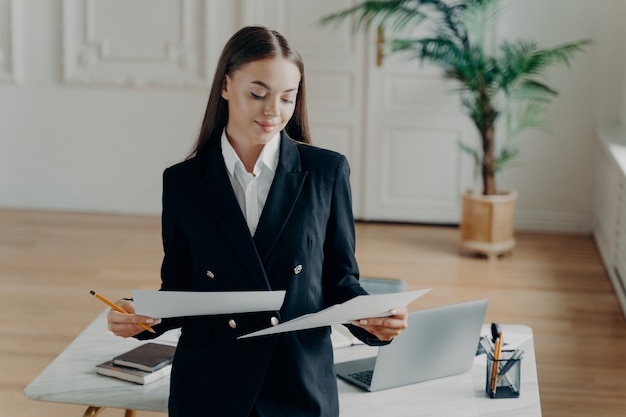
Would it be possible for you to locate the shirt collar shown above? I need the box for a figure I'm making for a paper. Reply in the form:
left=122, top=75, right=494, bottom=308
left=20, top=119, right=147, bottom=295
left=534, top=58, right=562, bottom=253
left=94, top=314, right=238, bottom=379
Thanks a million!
left=221, top=131, right=280, bottom=177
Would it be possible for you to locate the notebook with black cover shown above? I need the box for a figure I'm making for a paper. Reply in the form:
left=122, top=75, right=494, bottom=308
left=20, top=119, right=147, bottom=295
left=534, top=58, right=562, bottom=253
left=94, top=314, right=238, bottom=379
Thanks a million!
left=112, top=342, right=176, bottom=372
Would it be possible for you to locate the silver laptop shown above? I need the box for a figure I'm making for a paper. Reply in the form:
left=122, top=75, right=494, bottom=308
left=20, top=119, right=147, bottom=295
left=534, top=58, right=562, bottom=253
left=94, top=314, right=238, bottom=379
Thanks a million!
left=335, top=299, right=488, bottom=392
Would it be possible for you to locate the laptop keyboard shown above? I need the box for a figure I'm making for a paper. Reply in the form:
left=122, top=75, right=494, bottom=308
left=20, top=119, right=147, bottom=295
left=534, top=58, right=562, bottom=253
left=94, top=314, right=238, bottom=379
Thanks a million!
left=349, top=370, right=373, bottom=386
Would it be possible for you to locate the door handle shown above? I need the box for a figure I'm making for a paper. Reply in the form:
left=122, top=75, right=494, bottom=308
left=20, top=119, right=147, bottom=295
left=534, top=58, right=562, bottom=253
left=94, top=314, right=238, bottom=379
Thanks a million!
left=376, top=24, right=384, bottom=67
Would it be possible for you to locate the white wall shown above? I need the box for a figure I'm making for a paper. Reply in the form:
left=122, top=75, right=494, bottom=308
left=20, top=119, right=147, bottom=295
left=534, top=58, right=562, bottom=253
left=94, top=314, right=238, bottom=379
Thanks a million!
left=0, top=0, right=238, bottom=215
left=494, top=0, right=625, bottom=231
left=1, top=0, right=624, bottom=231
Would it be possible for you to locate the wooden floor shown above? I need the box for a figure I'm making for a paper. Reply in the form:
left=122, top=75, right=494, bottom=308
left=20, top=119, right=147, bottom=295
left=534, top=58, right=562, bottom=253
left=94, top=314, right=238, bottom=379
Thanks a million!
left=2, top=209, right=625, bottom=417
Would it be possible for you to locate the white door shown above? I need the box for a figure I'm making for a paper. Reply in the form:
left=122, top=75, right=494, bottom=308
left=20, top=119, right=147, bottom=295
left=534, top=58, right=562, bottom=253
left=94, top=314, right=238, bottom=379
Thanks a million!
left=243, top=0, right=474, bottom=224
left=361, top=30, right=476, bottom=224
left=242, top=0, right=368, bottom=218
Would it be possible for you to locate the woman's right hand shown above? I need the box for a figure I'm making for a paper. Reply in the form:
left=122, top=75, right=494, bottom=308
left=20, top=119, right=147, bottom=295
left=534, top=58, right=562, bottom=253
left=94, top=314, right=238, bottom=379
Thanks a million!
left=107, top=299, right=161, bottom=338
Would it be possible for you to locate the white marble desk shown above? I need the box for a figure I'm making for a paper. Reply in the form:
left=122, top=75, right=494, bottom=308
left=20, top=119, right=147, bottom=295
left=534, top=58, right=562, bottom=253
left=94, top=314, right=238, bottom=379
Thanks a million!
left=334, top=324, right=541, bottom=416
left=25, top=311, right=541, bottom=416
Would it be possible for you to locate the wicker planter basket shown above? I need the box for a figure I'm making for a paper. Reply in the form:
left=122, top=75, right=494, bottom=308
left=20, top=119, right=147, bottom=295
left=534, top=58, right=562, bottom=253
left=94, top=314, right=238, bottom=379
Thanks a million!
left=459, top=190, right=518, bottom=260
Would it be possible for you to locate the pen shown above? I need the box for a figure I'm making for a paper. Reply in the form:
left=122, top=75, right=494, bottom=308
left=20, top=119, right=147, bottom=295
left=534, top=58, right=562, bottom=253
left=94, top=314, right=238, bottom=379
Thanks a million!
left=499, top=349, right=524, bottom=377
left=89, top=290, right=156, bottom=333
left=498, top=349, right=523, bottom=394
left=482, top=334, right=495, bottom=353
left=490, top=322, right=502, bottom=343
left=479, top=336, right=494, bottom=359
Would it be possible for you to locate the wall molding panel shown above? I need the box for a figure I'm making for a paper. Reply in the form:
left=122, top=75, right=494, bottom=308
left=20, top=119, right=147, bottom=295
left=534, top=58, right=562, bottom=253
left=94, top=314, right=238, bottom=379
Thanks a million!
left=309, top=124, right=354, bottom=160
left=384, top=74, right=459, bottom=111
left=306, top=72, right=354, bottom=111
left=0, top=0, right=23, bottom=84
left=241, top=0, right=285, bottom=30
left=62, top=0, right=217, bottom=88
left=378, top=128, right=462, bottom=206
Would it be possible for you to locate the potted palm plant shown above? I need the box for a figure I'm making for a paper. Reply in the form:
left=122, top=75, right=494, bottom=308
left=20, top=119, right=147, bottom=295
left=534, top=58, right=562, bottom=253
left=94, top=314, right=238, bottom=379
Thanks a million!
left=321, top=0, right=589, bottom=259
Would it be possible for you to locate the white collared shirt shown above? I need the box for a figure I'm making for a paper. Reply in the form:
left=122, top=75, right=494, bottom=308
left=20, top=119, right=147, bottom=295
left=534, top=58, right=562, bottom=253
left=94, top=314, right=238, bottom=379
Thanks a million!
left=221, top=131, right=280, bottom=235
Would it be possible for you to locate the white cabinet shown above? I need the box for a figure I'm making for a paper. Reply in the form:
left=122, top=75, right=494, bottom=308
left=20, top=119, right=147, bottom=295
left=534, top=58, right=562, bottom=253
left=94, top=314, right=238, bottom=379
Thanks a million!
left=615, top=172, right=626, bottom=295
left=593, top=130, right=620, bottom=265
left=593, top=124, right=626, bottom=318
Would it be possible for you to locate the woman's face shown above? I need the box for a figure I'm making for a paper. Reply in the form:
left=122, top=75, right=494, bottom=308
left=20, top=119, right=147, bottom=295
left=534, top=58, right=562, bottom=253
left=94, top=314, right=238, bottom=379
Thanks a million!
left=222, top=57, right=301, bottom=148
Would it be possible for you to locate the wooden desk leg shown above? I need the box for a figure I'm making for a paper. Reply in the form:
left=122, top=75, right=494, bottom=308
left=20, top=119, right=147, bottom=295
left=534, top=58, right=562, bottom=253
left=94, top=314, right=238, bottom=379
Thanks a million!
left=82, top=406, right=136, bottom=417
left=82, top=406, right=105, bottom=417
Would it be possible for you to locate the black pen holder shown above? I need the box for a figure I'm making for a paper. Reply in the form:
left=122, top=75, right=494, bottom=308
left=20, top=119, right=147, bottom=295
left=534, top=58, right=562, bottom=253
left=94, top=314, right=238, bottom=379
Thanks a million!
left=486, top=350, right=521, bottom=398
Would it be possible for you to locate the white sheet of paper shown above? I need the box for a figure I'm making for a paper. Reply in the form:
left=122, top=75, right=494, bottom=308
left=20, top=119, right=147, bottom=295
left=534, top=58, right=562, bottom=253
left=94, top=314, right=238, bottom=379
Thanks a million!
left=132, top=290, right=286, bottom=318
left=238, top=288, right=431, bottom=339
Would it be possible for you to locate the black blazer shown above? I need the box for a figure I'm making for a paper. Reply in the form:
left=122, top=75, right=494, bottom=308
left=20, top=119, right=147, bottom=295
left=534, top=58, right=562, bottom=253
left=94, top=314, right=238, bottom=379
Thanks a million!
left=140, top=132, right=385, bottom=417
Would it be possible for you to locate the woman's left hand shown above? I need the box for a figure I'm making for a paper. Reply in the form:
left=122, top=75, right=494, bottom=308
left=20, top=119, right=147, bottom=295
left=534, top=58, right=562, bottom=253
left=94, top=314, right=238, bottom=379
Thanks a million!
left=352, top=306, right=408, bottom=341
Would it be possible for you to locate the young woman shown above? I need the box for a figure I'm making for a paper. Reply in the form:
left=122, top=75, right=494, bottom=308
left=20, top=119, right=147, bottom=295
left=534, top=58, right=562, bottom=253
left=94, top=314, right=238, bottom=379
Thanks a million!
left=107, top=25, right=408, bottom=417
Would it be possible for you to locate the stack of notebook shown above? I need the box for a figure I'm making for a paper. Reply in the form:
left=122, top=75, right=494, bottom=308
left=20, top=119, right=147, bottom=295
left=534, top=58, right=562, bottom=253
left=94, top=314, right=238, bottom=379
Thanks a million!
left=96, top=342, right=176, bottom=385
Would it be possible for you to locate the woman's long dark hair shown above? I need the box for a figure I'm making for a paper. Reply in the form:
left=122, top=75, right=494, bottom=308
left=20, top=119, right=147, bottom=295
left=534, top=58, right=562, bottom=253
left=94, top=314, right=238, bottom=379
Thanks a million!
left=189, top=26, right=310, bottom=158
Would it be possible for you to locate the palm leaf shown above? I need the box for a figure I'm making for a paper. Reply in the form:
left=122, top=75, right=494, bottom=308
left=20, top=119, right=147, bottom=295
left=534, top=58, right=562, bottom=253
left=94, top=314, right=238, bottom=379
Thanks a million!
left=390, top=37, right=463, bottom=65
left=508, top=79, right=558, bottom=101
left=458, top=140, right=482, bottom=178
left=545, top=40, right=593, bottom=67
left=321, top=0, right=475, bottom=46
left=505, top=100, right=550, bottom=140
left=319, top=0, right=428, bottom=33
left=461, top=0, right=500, bottom=48
left=493, top=145, right=520, bottom=173
left=497, top=39, right=591, bottom=93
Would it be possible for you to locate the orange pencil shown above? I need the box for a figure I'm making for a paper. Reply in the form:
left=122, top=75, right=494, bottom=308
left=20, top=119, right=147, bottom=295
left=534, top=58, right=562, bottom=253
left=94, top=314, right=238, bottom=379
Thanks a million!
left=90, top=290, right=156, bottom=333
left=490, top=332, right=503, bottom=396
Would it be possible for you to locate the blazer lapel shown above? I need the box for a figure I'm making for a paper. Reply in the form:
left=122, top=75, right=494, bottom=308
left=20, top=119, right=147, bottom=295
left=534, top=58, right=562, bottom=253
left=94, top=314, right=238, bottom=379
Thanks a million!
left=253, top=134, right=308, bottom=264
left=199, top=144, right=270, bottom=290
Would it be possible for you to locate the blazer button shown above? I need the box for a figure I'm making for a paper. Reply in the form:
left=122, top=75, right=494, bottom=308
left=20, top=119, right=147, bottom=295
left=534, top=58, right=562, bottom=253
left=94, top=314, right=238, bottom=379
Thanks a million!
left=228, top=319, right=237, bottom=329
left=206, top=270, right=215, bottom=279
left=270, top=316, right=279, bottom=326
left=293, top=264, right=302, bottom=275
